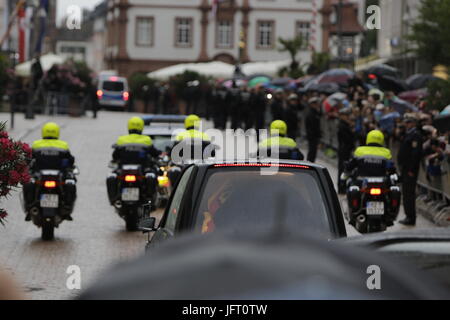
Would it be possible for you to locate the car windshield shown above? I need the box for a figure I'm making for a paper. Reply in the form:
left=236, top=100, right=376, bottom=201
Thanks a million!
left=102, top=81, right=124, bottom=91
left=194, top=167, right=332, bottom=237
left=151, top=135, right=174, bottom=152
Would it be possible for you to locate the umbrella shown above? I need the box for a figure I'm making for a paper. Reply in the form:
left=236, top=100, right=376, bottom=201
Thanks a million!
left=406, top=74, right=440, bottom=90
left=366, top=64, right=399, bottom=78
left=295, top=75, right=315, bottom=87
left=315, top=69, right=355, bottom=84
left=398, top=88, right=428, bottom=104
left=440, top=105, right=450, bottom=115
left=377, top=75, right=408, bottom=94
left=15, top=53, right=65, bottom=77
left=315, top=83, right=340, bottom=95
left=389, top=96, right=418, bottom=115
left=148, top=61, right=234, bottom=80
left=270, top=77, right=293, bottom=87
left=248, top=76, right=271, bottom=88
left=79, top=232, right=449, bottom=300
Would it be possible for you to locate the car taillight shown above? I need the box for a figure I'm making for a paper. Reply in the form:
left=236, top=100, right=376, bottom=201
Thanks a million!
left=370, top=188, right=382, bottom=196
left=124, top=175, right=136, bottom=182
left=97, top=90, right=103, bottom=98
left=123, top=92, right=129, bottom=101
left=44, top=181, right=57, bottom=188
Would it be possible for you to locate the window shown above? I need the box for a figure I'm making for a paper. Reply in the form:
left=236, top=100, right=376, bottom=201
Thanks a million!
left=194, top=168, right=332, bottom=237
left=136, top=17, right=154, bottom=46
left=296, top=21, right=311, bottom=50
left=217, top=20, right=233, bottom=48
left=175, top=18, right=193, bottom=47
left=165, top=166, right=194, bottom=231
left=341, top=36, right=354, bottom=58
left=257, top=21, right=274, bottom=49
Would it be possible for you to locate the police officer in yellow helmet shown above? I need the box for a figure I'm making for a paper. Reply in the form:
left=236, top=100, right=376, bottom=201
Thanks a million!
left=107, top=117, right=161, bottom=205
left=343, top=129, right=396, bottom=181
left=24, top=122, right=77, bottom=217
left=175, top=114, right=210, bottom=142
left=258, top=120, right=304, bottom=160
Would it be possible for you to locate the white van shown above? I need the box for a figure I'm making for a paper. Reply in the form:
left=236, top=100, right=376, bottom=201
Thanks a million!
left=97, top=73, right=129, bottom=110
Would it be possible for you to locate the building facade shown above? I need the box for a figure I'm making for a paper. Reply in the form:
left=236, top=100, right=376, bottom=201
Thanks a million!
left=105, top=0, right=364, bottom=77
left=377, top=0, right=428, bottom=76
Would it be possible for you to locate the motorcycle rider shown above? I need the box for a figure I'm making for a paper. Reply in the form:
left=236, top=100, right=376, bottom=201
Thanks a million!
left=169, top=114, right=212, bottom=185
left=342, top=129, right=399, bottom=228
left=343, top=129, right=395, bottom=177
left=23, top=122, right=77, bottom=219
left=107, top=117, right=161, bottom=205
left=258, top=120, right=304, bottom=160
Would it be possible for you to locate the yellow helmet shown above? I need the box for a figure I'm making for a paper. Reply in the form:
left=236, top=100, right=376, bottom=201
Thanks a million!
left=128, top=117, right=144, bottom=133
left=366, top=130, right=385, bottom=146
left=270, top=120, right=288, bottom=136
left=185, top=114, right=201, bottom=129
left=42, top=122, right=60, bottom=139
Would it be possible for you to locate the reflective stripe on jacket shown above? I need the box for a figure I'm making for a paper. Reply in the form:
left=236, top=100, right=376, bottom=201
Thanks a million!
left=116, top=134, right=153, bottom=146
left=175, top=129, right=210, bottom=142
left=258, top=136, right=297, bottom=149
left=32, top=139, right=70, bottom=151
left=354, top=146, right=392, bottom=160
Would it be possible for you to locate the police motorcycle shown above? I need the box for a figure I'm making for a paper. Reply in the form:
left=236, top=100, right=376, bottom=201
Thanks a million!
left=344, top=156, right=401, bottom=234
left=107, top=145, right=158, bottom=231
left=22, top=164, right=79, bottom=241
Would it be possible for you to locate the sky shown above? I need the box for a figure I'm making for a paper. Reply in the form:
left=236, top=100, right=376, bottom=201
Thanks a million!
left=56, top=0, right=103, bottom=25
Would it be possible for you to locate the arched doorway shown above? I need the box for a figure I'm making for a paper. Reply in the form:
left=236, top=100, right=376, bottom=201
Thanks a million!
left=213, top=53, right=236, bottom=65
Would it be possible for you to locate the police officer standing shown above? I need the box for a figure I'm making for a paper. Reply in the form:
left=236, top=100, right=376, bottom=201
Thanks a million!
left=337, top=107, right=355, bottom=194
left=398, top=114, right=423, bottom=226
left=305, top=97, right=322, bottom=163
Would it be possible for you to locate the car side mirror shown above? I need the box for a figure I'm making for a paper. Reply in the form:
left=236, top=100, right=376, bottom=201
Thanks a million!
left=139, top=217, right=156, bottom=233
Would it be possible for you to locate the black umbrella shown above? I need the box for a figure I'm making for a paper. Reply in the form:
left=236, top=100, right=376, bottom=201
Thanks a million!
left=79, top=232, right=448, bottom=300
left=377, top=75, right=408, bottom=94
left=406, top=74, right=440, bottom=90
left=315, top=83, right=340, bottom=95
left=389, top=96, right=419, bottom=115
left=433, top=114, right=450, bottom=133
left=366, top=64, right=400, bottom=78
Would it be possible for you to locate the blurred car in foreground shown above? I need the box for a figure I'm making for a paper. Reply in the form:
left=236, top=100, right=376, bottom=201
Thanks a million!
left=343, top=228, right=450, bottom=291
left=79, top=232, right=449, bottom=300
left=141, top=160, right=347, bottom=250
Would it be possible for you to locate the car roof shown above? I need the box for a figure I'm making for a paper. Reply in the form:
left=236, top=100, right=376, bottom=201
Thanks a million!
left=141, top=115, right=187, bottom=126
left=142, top=126, right=179, bottom=137
left=187, top=159, right=327, bottom=171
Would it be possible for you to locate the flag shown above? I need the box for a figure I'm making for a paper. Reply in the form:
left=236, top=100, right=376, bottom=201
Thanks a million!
left=211, top=0, right=226, bottom=19
left=34, top=0, right=49, bottom=54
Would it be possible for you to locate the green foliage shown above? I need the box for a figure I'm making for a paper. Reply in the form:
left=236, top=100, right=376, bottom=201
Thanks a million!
left=278, top=35, right=306, bottom=78
left=73, top=61, right=94, bottom=89
left=169, top=70, right=208, bottom=98
left=307, top=52, right=331, bottom=75
left=278, top=35, right=304, bottom=70
left=408, top=0, right=450, bottom=66
left=426, top=78, right=450, bottom=111
left=129, top=72, right=157, bottom=100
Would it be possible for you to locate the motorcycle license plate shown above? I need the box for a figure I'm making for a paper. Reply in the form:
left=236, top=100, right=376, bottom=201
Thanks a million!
left=366, top=202, right=384, bottom=216
left=122, top=188, right=140, bottom=201
left=40, top=194, right=59, bottom=208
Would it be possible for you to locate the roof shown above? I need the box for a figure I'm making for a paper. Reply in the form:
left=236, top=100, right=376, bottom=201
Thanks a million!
left=141, top=115, right=187, bottom=126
